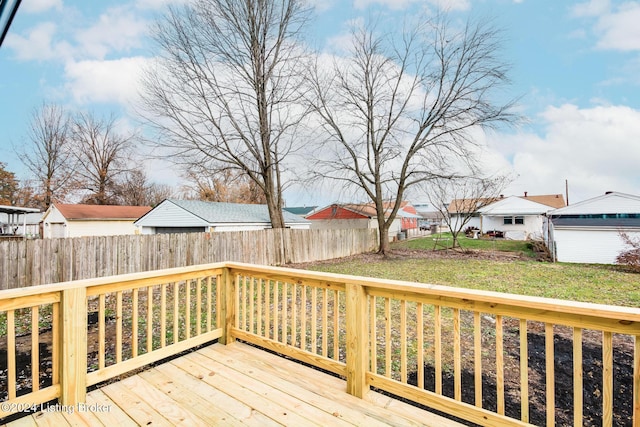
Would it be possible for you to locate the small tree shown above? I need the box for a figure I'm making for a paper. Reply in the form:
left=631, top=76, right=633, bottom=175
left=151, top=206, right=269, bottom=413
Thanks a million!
left=616, top=232, right=640, bottom=270
left=426, top=175, right=507, bottom=249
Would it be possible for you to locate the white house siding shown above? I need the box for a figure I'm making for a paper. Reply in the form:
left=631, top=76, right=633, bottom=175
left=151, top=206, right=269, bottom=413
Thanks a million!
left=43, top=208, right=66, bottom=238
left=66, top=220, right=140, bottom=237
left=449, top=214, right=481, bottom=232
left=481, top=215, right=545, bottom=240
left=136, top=202, right=209, bottom=232
left=553, top=228, right=640, bottom=264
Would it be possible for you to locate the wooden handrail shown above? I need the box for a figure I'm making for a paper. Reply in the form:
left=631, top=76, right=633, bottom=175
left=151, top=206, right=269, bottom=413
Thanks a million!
left=1, top=261, right=639, bottom=425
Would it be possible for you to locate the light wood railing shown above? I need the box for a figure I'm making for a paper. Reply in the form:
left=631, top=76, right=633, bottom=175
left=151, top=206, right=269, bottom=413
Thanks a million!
left=1, top=261, right=639, bottom=426
left=0, top=263, right=225, bottom=418
left=224, top=262, right=640, bottom=427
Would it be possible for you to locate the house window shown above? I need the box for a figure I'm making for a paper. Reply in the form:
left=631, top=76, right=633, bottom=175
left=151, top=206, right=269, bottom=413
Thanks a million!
left=504, top=216, right=524, bottom=225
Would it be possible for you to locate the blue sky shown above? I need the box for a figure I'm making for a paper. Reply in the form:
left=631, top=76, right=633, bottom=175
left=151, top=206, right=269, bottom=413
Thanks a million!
left=1, top=0, right=640, bottom=207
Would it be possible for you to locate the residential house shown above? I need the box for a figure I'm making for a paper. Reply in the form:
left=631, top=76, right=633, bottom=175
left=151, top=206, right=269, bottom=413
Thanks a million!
left=306, top=203, right=402, bottom=241
left=42, top=204, right=152, bottom=238
left=447, top=197, right=497, bottom=232
left=387, top=201, right=421, bottom=231
left=134, top=199, right=310, bottom=234
left=447, top=193, right=565, bottom=240
left=547, top=192, right=640, bottom=264
left=478, top=194, right=565, bottom=240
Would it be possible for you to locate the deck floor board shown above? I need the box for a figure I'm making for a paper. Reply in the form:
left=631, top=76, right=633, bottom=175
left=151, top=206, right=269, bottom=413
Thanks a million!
left=4, top=342, right=464, bottom=427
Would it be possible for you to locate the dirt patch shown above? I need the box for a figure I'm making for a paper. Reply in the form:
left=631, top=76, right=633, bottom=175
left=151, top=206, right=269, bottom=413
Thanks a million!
left=288, top=247, right=533, bottom=270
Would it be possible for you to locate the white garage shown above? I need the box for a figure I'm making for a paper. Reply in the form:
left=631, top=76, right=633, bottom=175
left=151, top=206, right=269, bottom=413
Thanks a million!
left=548, top=192, right=640, bottom=264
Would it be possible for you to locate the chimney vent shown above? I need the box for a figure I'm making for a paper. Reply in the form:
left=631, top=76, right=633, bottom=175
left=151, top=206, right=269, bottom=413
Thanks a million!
left=524, top=192, right=528, bottom=197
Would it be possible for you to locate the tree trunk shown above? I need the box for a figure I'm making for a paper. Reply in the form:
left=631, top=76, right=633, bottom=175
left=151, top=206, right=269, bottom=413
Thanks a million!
left=377, top=220, right=391, bottom=255
left=265, top=189, right=285, bottom=229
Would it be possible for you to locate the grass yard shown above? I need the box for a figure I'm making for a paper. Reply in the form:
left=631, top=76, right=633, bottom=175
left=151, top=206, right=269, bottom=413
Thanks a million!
left=396, top=232, right=537, bottom=256
left=304, top=236, right=640, bottom=307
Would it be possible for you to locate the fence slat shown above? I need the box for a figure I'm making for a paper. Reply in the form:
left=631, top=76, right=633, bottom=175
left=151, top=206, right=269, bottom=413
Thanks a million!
left=0, top=229, right=378, bottom=289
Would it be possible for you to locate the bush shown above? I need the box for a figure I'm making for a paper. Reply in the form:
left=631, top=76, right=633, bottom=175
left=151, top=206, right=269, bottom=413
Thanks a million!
left=616, top=232, right=640, bottom=270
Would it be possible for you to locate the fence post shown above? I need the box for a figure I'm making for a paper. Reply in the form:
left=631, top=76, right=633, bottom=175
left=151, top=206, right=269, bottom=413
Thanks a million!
left=219, top=266, right=236, bottom=345
left=345, top=282, right=369, bottom=398
left=59, top=286, right=87, bottom=406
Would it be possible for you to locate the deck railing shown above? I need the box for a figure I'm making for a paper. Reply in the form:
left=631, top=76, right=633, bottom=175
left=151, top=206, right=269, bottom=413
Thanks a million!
left=1, top=261, right=639, bottom=426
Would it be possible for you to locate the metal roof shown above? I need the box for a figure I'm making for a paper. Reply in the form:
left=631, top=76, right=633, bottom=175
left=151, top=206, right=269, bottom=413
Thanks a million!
left=163, top=199, right=310, bottom=224
left=0, top=205, right=40, bottom=215
left=549, top=192, right=640, bottom=215
left=0, top=0, right=21, bottom=47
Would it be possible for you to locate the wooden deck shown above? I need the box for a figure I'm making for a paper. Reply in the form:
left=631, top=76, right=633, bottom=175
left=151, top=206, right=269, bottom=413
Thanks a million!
left=3, top=342, right=463, bottom=427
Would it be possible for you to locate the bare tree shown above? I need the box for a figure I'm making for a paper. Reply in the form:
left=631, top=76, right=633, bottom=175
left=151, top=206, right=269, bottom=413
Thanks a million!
left=306, top=16, right=518, bottom=254
left=426, top=175, right=507, bottom=249
left=72, top=112, right=135, bottom=205
left=117, top=168, right=177, bottom=206
left=16, top=103, right=75, bottom=209
left=140, top=0, right=310, bottom=227
left=182, top=168, right=267, bottom=204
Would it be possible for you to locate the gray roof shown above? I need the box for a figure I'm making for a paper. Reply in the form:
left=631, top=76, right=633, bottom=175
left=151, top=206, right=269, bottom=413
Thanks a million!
left=551, top=217, right=640, bottom=228
left=168, top=199, right=309, bottom=224
left=283, top=206, right=318, bottom=216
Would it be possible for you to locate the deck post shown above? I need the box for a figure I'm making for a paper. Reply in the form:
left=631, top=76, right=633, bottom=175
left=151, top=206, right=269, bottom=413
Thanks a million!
left=345, top=282, right=369, bottom=398
left=59, top=286, right=87, bottom=406
left=219, top=267, right=236, bottom=345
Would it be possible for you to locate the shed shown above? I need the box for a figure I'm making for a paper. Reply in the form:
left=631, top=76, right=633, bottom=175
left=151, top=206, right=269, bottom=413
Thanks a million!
left=134, top=199, right=310, bottom=234
left=41, top=203, right=152, bottom=238
left=547, top=192, right=640, bottom=264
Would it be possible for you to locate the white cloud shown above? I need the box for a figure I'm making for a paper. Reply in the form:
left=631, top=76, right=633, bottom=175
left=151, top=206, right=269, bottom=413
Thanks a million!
left=352, top=0, right=469, bottom=11
left=64, top=57, right=149, bottom=105
left=21, top=0, right=63, bottom=13
left=571, top=1, right=640, bottom=51
left=4, top=22, right=73, bottom=61
left=571, top=0, right=611, bottom=17
left=74, top=7, right=149, bottom=59
left=487, top=104, right=640, bottom=203
left=135, top=0, right=188, bottom=10
left=594, top=2, right=640, bottom=51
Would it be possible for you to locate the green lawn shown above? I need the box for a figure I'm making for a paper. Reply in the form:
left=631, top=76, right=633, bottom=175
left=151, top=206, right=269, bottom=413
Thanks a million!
left=305, top=237, right=640, bottom=307
left=395, top=232, right=537, bottom=256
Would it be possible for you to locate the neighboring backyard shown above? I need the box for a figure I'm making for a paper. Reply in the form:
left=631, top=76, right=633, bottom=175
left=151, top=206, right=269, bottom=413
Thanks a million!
left=296, top=234, right=640, bottom=307
left=290, top=234, right=640, bottom=426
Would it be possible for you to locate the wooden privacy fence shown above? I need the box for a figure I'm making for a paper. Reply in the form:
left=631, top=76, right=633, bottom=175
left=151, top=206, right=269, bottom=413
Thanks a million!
left=0, top=228, right=378, bottom=289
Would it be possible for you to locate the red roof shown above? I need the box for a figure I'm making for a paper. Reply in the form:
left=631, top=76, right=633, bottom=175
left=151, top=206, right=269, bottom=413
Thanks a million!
left=54, top=204, right=152, bottom=220
left=306, top=205, right=370, bottom=220
left=307, top=201, right=416, bottom=220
